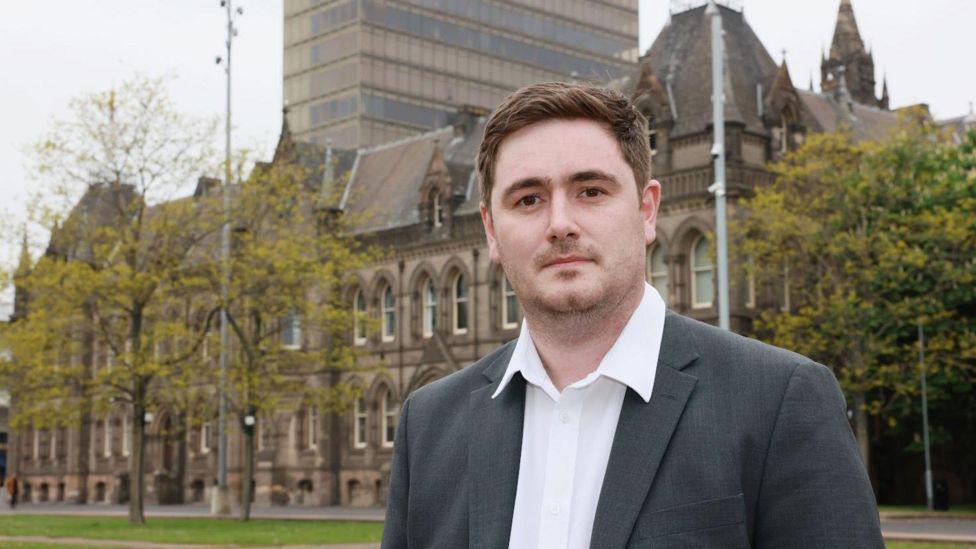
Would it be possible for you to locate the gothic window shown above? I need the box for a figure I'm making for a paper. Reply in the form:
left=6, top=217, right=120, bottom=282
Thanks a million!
left=452, top=272, right=469, bottom=334
left=353, top=396, right=367, bottom=449
left=430, top=192, right=444, bottom=228
left=647, top=244, right=669, bottom=304
left=306, top=406, right=319, bottom=450
left=691, top=235, right=714, bottom=309
left=381, top=284, right=396, bottom=342
left=122, top=415, right=131, bottom=457
left=422, top=277, right=437, bottom=338
left=381, top=389, right=398, bottom=448
left=501, top=276, right=520, bottom=329
left=353, top=288, right=367, bottom=345
left=281, top=312, right=302, bottom=349
left=648, top=130, right=658, bottom=157
left=103, top=417, right=112, bottom=457
left=200, top=421, right=212, bottom=454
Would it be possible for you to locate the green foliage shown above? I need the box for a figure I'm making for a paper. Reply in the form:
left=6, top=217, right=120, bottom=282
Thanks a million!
left=736, top=121, right=976, bottom=445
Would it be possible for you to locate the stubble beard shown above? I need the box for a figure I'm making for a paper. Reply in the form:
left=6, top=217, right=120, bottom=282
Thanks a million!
left=499, top=237, right=644, bottom=341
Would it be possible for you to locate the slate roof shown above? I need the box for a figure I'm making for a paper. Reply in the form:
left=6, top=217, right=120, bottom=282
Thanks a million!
left=642, top=4, right=778, bottom=137
left=797, top=89, right=899, bottom=142
left=337, top=117, right=487, bottom=233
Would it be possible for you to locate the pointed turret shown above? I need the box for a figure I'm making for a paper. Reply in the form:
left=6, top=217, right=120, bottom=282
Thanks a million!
left=821, top=0, right=879, bottom=106
left=879, top=76, right=890, bottom=110
left=272, top=104, right=296, bottom=164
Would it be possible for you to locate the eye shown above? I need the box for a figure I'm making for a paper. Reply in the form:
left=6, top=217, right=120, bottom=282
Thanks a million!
left=516, top=195, right=541, bottom=207
left=581, top=187, right=604, bottom=198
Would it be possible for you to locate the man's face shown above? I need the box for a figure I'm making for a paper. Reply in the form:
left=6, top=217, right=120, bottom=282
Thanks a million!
left=480, top=118, right=660, bottom=318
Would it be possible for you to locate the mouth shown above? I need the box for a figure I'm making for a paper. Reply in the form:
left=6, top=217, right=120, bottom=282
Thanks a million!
left=544, top=256, right=592, bottom=268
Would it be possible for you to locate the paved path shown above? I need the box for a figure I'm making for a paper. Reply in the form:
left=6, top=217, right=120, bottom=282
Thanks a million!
left=881, top=516, right=976, bottom=544
left=0, top=502, right=385, bottom=522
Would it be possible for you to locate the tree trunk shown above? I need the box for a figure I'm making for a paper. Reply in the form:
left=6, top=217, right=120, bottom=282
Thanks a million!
left=241, top=422, right=254, bottom=521
left=852, top=391, right=871, bottom=471
left=129, top=384, right=146, bottom=525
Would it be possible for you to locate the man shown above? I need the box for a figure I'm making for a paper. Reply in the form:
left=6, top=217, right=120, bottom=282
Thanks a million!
left=382, top=83, right=883, bottom=548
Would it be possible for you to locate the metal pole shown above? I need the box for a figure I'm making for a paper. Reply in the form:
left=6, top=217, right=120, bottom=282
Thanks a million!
left=706, top=0, right=730, bottom=331
left=212, top=0, right=233, bottom=516
left=919, top=322, right=933, bottom=510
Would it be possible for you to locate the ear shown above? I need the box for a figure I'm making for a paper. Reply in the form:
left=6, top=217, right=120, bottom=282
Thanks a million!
left=480, top=202, right=501, bottom=263
left=640, top=179, right=661, bottom=246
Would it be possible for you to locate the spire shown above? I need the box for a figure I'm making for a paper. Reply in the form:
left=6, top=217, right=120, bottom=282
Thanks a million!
left=830, top=0, right=866, bottom=61
left=15, top=229, right=31, bottom=278
left=280, top=103, right=292, bottom=140
left=822, top=0, right=878, bottom=106
left=809, top=71, right=815, bottom=92
left=879, top=74, right=890, bottom=110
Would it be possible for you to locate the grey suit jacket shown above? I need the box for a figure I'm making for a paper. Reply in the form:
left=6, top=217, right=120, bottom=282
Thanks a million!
left=381, top=312, right=884, bottom=548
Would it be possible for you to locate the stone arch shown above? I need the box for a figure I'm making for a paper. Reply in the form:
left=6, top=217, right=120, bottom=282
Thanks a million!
left=366, top=373, right=398, bottom=404
left=668, top=216, right=714, bottom=310
left=407, top=365, right=448, bottom=395
left=408, top=261, right=440, bottom=340
left=647, top=230, right=672, bottom=303
left=439, top=256, right=473, bottom=336
left=367, top=270, right=397, bottom=343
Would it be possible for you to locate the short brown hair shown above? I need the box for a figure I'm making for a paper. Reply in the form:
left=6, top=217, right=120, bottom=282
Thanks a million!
left=477, top=82, right=650, bottom=210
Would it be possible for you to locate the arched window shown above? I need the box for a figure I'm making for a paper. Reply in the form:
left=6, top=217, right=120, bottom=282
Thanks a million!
left=501, top=276, right=520, bottom=329
left=353, top=396, right=367, bottom=449
left=103, top=417, right=112, bottom=457
left=422, top=277, right=437, bottom=338
left=691, top=235, right=714, bottom=308
left=306, top=406, right=319, bottom=450
left=353, top=289, right=367, bottom=345
left=647, top=245, right=669, bottom=303
left=381, top=389, right=398, bottom=448
left=281, top=311, right=301, bottom=349
left=381, top=284, right=395, bottom=342
left=452, top=273, right=468, bottom=334
left=431, top=193, right=444, bottom=228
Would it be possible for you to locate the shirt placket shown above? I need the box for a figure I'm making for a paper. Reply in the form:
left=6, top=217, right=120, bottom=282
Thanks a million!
left=536, top=387, right=583, bottom=548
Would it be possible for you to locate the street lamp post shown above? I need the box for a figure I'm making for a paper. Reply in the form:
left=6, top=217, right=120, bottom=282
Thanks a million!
left=706, top=0, right=731, bottom=331
left=919, top=322, right=934, bottom=510
left=213, top=0, right=242, bottom=517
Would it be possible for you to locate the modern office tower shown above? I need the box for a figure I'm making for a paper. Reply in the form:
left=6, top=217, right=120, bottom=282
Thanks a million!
left=283, top=0, right=639, bottom=149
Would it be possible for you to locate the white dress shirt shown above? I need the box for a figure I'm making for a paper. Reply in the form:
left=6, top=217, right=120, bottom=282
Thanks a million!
left=492, top=282, right=666, bottom=549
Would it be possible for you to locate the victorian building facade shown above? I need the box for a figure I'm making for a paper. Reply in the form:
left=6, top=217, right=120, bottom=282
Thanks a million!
left=14, top=0, right=950, bottom=508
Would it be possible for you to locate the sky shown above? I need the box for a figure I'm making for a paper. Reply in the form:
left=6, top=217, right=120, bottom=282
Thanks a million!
left=1, top=0, right=974, bottom=316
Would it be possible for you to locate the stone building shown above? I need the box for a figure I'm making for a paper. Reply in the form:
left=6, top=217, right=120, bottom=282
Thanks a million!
left=14, top=0, right=964, bottom=507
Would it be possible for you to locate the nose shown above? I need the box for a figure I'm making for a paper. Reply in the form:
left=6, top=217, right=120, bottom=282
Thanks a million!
left=545, top=192, right=580, bottom=242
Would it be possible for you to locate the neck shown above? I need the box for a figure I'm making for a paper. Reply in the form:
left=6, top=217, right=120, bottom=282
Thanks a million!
left=525, top=282, right=644, bottom=392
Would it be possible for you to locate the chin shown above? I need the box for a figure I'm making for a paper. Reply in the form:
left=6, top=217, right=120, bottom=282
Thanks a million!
left=538, top=284, right=604, bottom=314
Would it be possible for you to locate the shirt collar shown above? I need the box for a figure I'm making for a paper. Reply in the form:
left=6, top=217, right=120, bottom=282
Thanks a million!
left=492, top=282, right=666, bottom=403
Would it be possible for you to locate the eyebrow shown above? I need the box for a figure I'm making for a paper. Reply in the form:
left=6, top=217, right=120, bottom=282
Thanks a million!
left=568, top=170, right=621, bottom=187
left=500, top=177, right=549, bottom=205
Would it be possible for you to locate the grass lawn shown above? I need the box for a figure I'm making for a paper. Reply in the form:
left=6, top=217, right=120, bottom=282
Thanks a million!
left=880, top=504, right=976, bottom=516
left=885, top=541, right=976, bottom=549
left=0, top=515, right=383, bottom=546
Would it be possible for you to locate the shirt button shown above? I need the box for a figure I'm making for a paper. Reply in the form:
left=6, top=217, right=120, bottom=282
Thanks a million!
left=560, top=412, right=570, bottom=423
left=550, top=503, right=560, bottom=515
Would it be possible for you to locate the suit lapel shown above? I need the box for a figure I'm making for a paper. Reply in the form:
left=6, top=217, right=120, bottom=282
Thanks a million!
left=589, top=313, right=700, bottom=549
left=469, top=342, right=523, bottom=549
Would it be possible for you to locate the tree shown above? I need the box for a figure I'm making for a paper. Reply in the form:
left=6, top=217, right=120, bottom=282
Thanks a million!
left=736, top=119, right=976, bottom=478
left=214, top=152, right=380, bottom=521
left=0, top=76, right=218, bottom=524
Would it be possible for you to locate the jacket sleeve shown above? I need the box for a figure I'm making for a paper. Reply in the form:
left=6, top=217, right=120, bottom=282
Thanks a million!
left=381, top=395, right=412, bottom=549
left=754, top=362, right=884, bottom=549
